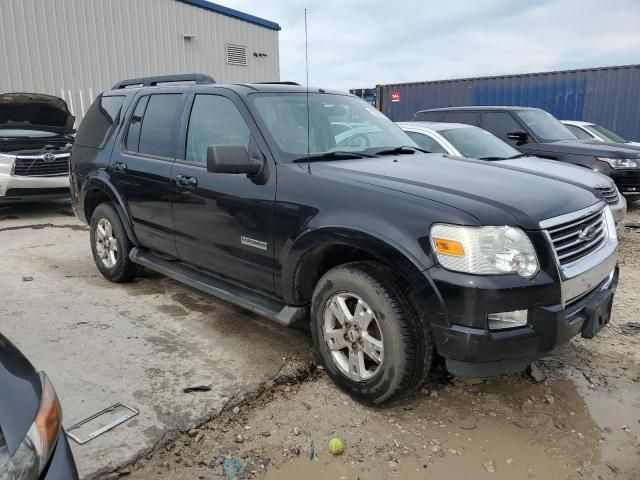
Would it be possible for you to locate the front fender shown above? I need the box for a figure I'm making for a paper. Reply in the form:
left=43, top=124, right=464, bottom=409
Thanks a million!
left=280, top=227, right=446, bottom=325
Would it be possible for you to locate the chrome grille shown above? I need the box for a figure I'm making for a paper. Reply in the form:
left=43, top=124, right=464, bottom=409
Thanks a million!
left=13, top=154, right=70, bottom=177
left=594, top=185, right=619, bottom=206
left=546, top=208, right=607, bottom=266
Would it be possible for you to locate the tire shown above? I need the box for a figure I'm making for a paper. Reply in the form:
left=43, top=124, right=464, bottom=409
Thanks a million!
left=310, top=261, right=433, bottom=405
left=90, top=203, right=141, bottom=283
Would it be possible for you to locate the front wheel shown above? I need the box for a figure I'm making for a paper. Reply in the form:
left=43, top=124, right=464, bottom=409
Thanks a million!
left=310, top=262, right=432, bottom=405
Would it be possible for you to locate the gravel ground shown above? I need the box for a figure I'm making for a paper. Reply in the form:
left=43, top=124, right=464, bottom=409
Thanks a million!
left=114, top=202, right=640, bottom=480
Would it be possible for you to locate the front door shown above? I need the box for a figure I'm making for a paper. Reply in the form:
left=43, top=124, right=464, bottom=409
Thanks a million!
left=171, top=92, right=276, bottom=295
left=110, top=92, right=185, bottom=256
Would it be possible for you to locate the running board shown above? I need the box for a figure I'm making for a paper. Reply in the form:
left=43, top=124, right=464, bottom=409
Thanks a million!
left=129, top=248, right=306, bottom=327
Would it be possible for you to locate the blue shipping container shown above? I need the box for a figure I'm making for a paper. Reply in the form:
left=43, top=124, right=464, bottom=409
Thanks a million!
left=377, top=64, right=640, bottom=141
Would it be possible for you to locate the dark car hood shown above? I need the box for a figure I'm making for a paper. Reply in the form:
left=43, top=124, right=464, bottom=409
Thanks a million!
left=499, top=156, right=613, bottom=189
left=524, top=139, right=640, bottom=158
left=581, top=139, right=640, bottom=152
left=314, top=153, right=599, bottom=229
left=0, top=92, right=75, bottom=135
left=0, top=334, right=42, bottom=456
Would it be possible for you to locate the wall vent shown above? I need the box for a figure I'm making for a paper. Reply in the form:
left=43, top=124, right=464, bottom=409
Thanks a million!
left=225, top=44, right=248, bottom=66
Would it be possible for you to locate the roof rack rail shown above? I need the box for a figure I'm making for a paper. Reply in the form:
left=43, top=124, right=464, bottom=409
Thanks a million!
left=111, top=73, right=215, bottom=90
left=253, top=81, right=301, bottom=86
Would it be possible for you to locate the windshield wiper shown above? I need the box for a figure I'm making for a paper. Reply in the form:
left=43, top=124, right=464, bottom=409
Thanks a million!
left=478, top=156, right=508, bottom=161
left=292, top=151, right=374, bottom=163
left=372, top=146, right=429, bottom=156
left=505, top=153, right=527, bottom=159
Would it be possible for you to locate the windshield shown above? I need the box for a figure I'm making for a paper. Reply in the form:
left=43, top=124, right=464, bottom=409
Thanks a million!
left=587, top=124, right=626, bottom=143
left=0, top=129, right=58, bottom=138
left=440, top=126, right=522, bottom=159
left=251, top=93, right=415, bottom=161
left=515, top=110, right=577, bottom=142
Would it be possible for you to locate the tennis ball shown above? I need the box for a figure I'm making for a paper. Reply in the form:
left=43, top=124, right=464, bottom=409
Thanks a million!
left=328, top=437, right=345, bottom=455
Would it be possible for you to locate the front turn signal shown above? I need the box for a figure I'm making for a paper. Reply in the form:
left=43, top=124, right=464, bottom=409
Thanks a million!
left=433, top=238, right=465, bottom=257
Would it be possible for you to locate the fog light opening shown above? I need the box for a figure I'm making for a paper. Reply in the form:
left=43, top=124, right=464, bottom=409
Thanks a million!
left=487, top=310, right=529, bottom=330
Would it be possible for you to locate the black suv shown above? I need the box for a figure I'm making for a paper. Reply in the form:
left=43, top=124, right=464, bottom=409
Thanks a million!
left=71, top=75, right=618, bottom=404
left=414, top=106, right=640, bottom=195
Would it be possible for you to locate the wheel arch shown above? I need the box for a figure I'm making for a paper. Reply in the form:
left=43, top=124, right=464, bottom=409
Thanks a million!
left=81, top=177, right=139, bottom=246
left=282, top=227, right=439, bottom=314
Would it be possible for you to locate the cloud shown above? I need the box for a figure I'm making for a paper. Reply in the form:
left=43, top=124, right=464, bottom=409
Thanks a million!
left=222, top=0, right=640, bottom=91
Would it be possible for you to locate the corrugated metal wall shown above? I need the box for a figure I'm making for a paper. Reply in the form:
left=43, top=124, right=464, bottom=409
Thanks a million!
left=0, top=0, right=280, bottom=122
left=377, top=65, right=640, bottom=141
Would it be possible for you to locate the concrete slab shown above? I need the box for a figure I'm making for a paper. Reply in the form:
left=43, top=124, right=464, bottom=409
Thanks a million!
left=0, top=202, right=310, bottom=477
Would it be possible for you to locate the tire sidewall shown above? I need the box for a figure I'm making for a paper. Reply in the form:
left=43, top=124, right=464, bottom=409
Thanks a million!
left=90, top=203, right=129, bottom=281
left=311, top=265, right=411, bottom=404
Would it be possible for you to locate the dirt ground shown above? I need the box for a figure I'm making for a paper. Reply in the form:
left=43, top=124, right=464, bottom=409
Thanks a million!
left=105, top=202, right=640, bottom=480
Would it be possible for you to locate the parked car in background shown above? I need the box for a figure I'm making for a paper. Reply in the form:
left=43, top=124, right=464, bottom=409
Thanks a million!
left=0, top=93, right=74, bottom=203
left=71, top=75, right=618, bottom=404
left=0, top=334, right=79, bottom=479
left=414, top=106, right=640, bottom=196
left=562, top=120, right=640, bottom=147
left=398, top=121, right=626, bottom=224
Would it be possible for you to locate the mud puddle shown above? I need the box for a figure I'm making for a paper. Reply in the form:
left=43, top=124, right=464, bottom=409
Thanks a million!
left=562, top=367, right=640, bottom=477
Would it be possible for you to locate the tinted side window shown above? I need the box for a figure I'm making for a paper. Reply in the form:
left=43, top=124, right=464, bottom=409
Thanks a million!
left=480, top=112, right=521, bottom=140
left=444, top=111, right=480, bottom=126
left=565, top=124, right=593, bottom=140
left=186, top=95, right=251, bottom=165
left=75, top=95, right=125, bottom=148
left=137, top=94, right=181, bottom=158
left=125, top=96, right=149, bottom=152
left=405, top=131, right=447, bottom=153
left=414, top=111, right=445, bottom=122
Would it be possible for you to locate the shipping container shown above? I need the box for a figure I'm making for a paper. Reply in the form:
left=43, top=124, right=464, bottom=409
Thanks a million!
left=377, top=64, right=640, bottom=141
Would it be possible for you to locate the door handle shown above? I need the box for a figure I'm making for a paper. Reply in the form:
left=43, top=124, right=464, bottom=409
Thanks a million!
left=112, top=161, right=127, bottom=172
left=175, top=174, right=198, bottom=188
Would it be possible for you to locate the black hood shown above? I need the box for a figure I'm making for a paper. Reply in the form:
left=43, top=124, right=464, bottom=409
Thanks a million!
left=528, top=139, right=640, bottom=159
left=581, top=139, right=640, bottom=152
left=0, top=334, right=42, bottom=456
left=313, top=153, right=599, bottom=229
left=0, top=93, right=75, bottom=135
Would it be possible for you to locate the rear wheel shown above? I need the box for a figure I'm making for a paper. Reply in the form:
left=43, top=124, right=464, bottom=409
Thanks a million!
left=311, top=261, right=432, bottom=405
left=90, top=203, right=141, bottom=282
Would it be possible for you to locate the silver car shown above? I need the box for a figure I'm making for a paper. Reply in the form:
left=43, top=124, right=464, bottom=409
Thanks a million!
left=562, top=120, right=640, bottom=148
left=398, top=121, right=626, bottom=225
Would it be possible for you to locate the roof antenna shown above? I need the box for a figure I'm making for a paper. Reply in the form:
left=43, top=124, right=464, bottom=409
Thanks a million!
left=304, top=8, right=311, bottom=174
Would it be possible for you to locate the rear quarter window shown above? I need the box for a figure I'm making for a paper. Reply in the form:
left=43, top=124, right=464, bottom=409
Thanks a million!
left=74, top=95, right=125, bottom=148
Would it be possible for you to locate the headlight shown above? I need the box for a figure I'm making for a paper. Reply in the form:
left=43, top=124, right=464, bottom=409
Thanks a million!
left=431, top=224, right=539, bottom=278
left=597, top=157, right=639, bottom=169
left=0, top=154, right=16, bottom=165
left=0, top=374, right=62, bottom=480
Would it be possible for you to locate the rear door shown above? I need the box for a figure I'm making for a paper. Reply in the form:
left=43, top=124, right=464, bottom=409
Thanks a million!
left=170, top=90, right=277, bottom=295
left=110, top=91, right=186, bottom=256
left=443, top=111, right=480, bottom=126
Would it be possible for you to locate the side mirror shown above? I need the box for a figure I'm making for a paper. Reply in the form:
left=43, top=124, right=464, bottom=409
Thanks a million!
left=206, top=145, right=262, bottom=176
left=507, top=130, right=528, bottom=143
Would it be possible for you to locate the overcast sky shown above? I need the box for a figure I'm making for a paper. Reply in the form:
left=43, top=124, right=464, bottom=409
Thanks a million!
left=222, top=0, right=640, bottom=91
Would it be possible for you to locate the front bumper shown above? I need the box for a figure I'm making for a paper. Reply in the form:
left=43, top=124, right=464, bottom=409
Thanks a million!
left=0, top=172, right=69, bottom=202
left=608, top=169, right=640, bottom=195
left=42, top=428, right=79, bottom=479
left=428, top=229, right=618, bottom=377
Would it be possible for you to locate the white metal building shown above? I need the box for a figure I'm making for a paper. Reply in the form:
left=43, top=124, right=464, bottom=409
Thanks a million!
left=0, top=0, right=281, bottom=122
